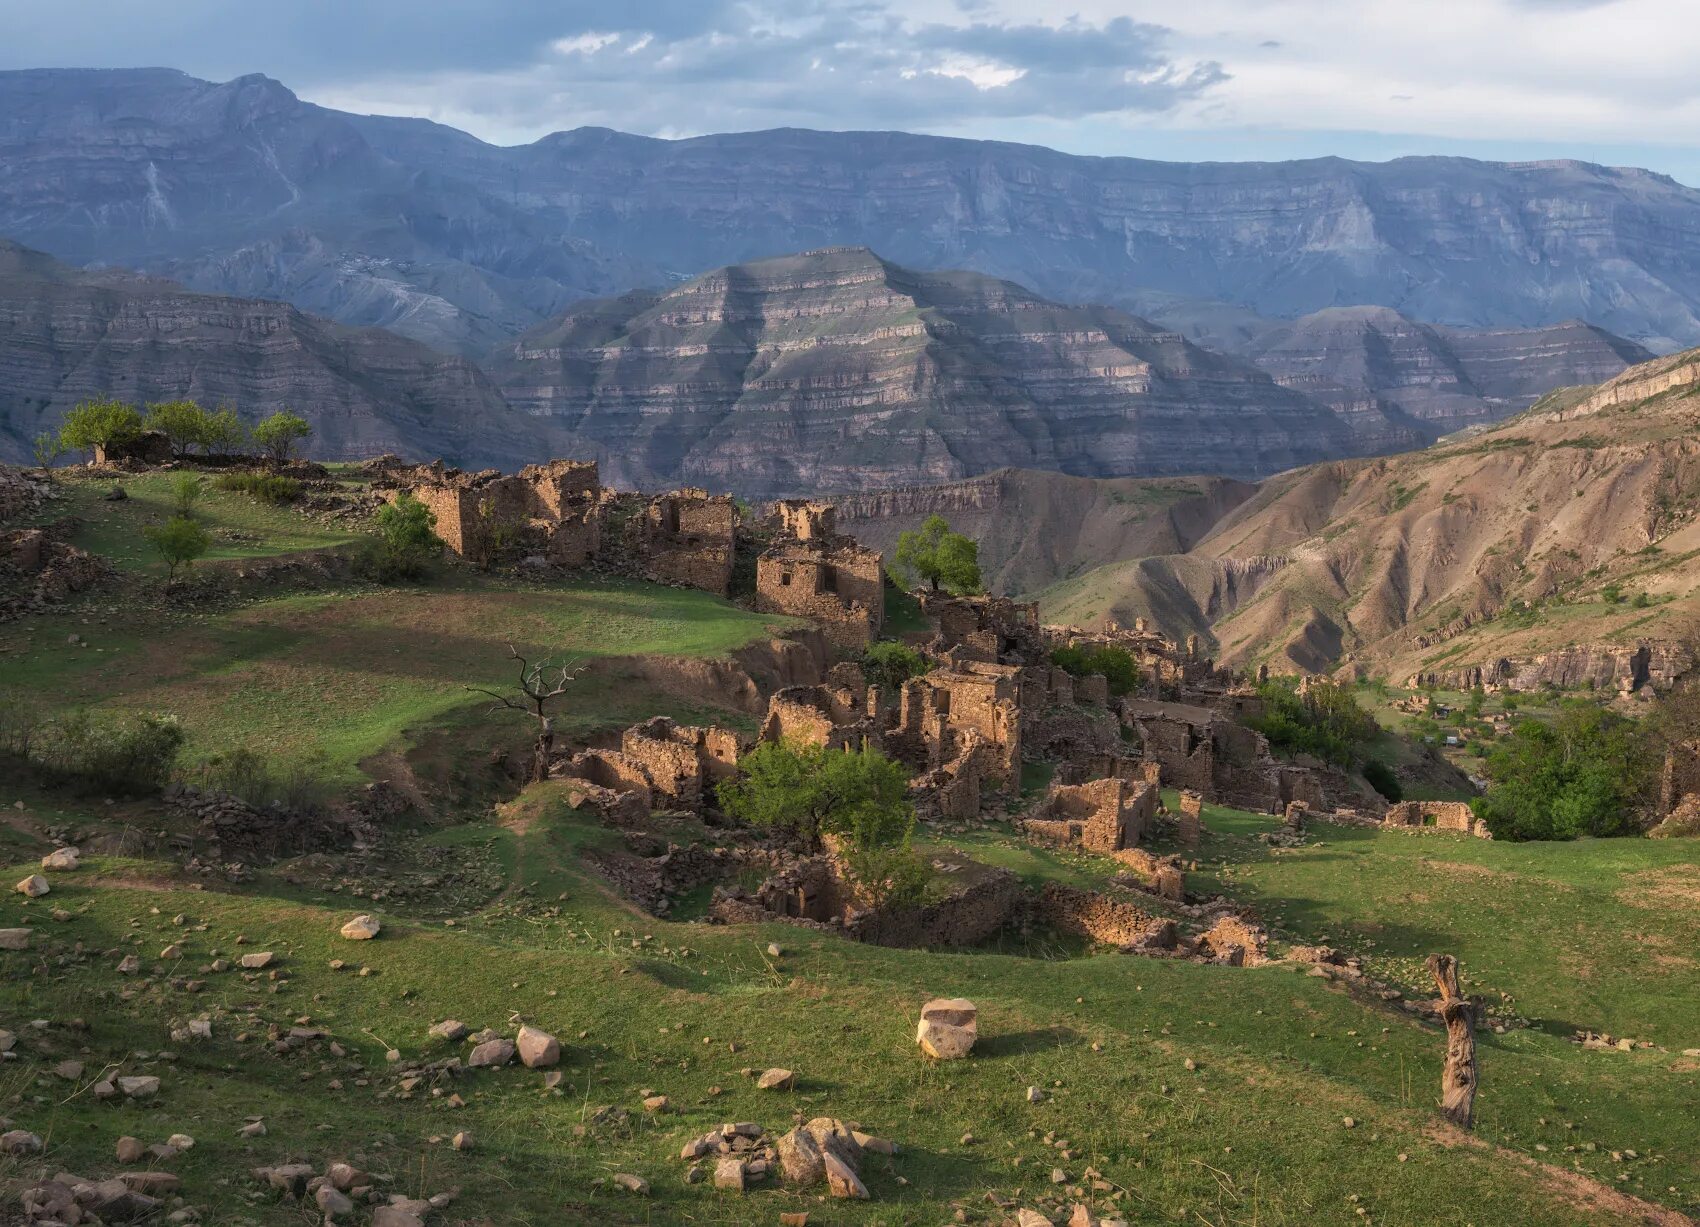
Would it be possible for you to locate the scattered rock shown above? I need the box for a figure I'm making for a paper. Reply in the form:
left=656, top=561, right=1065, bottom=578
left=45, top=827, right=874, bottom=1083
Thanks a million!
left=117, top=1075, right=161, bottom=1099
left=916, top=997, right=977, bottom=1060
left=757, top=1067, right=795, bottom=1091
left=41, top=847, right=80, bottom=871
left=238, top=951, right=275, bottom=970
left=316, top=1184, right=355, bottom=1216
left=516, top=1024, right=560, bottom=1069
left=429, top=1019, right=469, bottom=1042
left=340, top=914, right=381, bottom=941
left=0, top=928, right=30, bottom=951
left=714, top=1157, right=746, bottom=1191
left=116, top=1135, right=147, bottom=1163
left=452, top=1130, right=474, bottom=1151
left=1026, top=1086, right=1047, bottom=1103
left=467, top=1038, right=515, bottom=1068
left=15, top=874, right=49, bottom=898
left=1, top=1128, right=42, bottom=1155
left=613, top=1172, right=650, bottom=1194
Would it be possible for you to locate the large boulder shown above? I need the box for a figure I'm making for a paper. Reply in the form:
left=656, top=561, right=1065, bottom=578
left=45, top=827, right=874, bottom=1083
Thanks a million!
left=15, top=874, right=49, bottom=898
left=340, top=914, right=381, bottom=940
left=467, top=1038, right=515, bottom=1068
left=915, top=997, right=977, bottom=1059
left=515, top=1025, right=560, bottom=1069
left=41, top=847, right=80, bottom=871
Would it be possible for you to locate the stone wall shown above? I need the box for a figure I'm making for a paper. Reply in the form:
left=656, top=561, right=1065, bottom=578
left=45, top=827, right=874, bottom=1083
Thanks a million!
left=1035, top=883, right=1164, bottom=948
left=1022, top=777, right=1156, bottom=854
left=755, top=537, right=884, bottom=648
left=921, top=592, right=1044, bottom=663
left=1383, top=799, right=1490, bottom=838
left=403, top=458, right=603, bottom=564
left=630, top=489, right=737, bottom=594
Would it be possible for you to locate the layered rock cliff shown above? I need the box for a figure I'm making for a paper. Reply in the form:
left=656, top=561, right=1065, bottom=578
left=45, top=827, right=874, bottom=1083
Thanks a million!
left=0, top=241, right=547, bottom=466
left=7, top=68, right=1700, bottom=353
left=487, top=248, right=1382, bottom=496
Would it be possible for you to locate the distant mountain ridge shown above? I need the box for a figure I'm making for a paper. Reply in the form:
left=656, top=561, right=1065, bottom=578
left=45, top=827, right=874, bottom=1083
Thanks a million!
left=6, top=67, right=1700, bottom=354
left=0, top=240, right=549, bottom=465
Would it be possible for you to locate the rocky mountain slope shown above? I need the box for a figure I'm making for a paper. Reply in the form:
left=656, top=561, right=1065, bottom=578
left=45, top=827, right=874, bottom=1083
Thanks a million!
left=7, top=68, right=1700, bottom=353
left=831, top=468, right=1257, bottom=597
left=1036, top=348, right=1700, bottom=691
left=0, top=241, right=547, bottom=466
left=485, top=247, right=1370, bottom=496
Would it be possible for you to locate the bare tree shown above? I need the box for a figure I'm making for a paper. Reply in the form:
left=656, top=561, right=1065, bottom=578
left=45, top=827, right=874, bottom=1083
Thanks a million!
left=468, top=646, right=586, bottom=783
left=1426, top=953, right=1478, bottom=1129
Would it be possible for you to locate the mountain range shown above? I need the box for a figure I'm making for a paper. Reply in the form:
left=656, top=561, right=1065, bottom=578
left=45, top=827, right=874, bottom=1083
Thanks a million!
left=6, top=67, right=1700, bottom=355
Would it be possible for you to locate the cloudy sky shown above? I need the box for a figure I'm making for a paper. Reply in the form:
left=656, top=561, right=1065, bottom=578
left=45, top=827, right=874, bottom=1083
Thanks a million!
left=6, top=0, right=1700, bottom=183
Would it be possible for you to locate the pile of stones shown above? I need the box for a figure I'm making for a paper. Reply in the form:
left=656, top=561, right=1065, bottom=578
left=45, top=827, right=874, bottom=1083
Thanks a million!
left=681, top=1117, right=895, bottom=1200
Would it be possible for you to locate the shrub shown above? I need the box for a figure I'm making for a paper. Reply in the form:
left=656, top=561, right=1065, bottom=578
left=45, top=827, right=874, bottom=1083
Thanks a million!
left=30, top=711, right=185, bottom=796
left=893, top=514, right=982, bottom=595
left=719, top=740, right=914, bottom=854
left=364, top=493, right=443, bottom=581
left=202, top=406, right=248, bottom=456
left=167, top=472, right=205, bottom=517
left=214, top=472, right=302, bottom=504
left=1248, top=677, right=1380, bottom=767
left=32, top=432, right=66, bottom=473
left=862, top=641, right=928, bottom=691
left=186, top=746, right=332, bottom=813
left=59, top=397, right=143, bottom=457
left=1362, top=758, right=1403, bottom=802
left=251, top=410, right=312, bottom=464
left=142, top=515, right=212, bottom=581
left=1473, top=701, right=1654, bottom=840
left=1050, top=643, right=1142, bottom=697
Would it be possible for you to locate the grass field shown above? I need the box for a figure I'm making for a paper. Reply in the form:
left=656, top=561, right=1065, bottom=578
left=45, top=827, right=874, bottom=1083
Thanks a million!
left=0, top=576, right=797, bottom=784
left=32, top=471, right=369, bottom=574
left=2, top=789, right=1695, bottom=1226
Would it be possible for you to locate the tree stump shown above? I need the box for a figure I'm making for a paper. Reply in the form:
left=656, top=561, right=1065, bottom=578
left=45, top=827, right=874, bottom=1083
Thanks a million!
left=1426, top=953, right=1478, bottom=1129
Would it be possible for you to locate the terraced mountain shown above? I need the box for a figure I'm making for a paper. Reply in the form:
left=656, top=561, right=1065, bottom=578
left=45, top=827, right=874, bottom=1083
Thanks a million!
left=0, top=240, right=548, bottom=466
left=1038, top=348, right=1700, bottom=689
left=8, top=68, right=1700, bottom=352
left=487, top=248, right=1374, bottom=496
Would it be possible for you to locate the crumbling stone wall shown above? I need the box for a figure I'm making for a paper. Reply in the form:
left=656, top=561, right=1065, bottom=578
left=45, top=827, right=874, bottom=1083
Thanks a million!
left=922, top=593, right=1044, bottom=663
left=1111, top=847, right=1186, bottom=900
left=1035, top=883, right=1165, bottom=948
left=1022, top=777, right=1156, bottom=854
left=759, top=682, right=876, bottom=751
left=756, top=537, right=884, bottom=647
left=621, top=716, right=747, bottom=811
left=629, top=488, right=737, bottom=593
left=1122, top=698, right=1283, bottom=812
left=1383, top=800, right=1490, bottom=838
left=403, top=458, right=603, bottom=565
left=770, top=500, right=838, bottom=541
left=1196, top=912, right=1270, bottom=965
left=890, top=664, right=1023, bottom=789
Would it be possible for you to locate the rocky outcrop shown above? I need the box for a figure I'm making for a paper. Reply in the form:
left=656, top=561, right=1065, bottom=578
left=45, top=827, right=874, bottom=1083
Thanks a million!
left=8, top=69, right=1700, bottom=354
left=488, top=248, right=1360, bottom=496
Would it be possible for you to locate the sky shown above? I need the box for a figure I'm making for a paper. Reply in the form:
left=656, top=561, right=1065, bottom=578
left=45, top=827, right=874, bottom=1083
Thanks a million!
left=5, top=0, right=1700, bottom=184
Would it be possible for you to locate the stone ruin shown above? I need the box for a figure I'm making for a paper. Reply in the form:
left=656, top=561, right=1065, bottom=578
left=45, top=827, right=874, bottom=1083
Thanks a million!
left=91, top=430, right=174, bottom=468
left=624, top=488, right=737, bottom=594
left=556, top=716, right=750, bottom=827
left=2, top=523, right=111, bottom=619
left=1382, top=799, right=1491, bottom=838
left=1021, top=776, right=1158, bottom=857
left=920, top=592, right=1045, bottom=663
left=394, top=458, right=604, bottom=567
left=755, top=501, right=885, bottom=647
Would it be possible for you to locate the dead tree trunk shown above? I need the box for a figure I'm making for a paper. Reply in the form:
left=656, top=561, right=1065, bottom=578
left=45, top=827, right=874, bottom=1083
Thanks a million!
left=1426, top=953, right=1478, bottom=1130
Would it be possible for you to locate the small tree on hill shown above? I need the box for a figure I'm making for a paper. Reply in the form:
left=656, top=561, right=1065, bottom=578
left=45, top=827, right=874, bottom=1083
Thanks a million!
left=59, top=397, right=144, bottom=460
left=32, top=432, right=66, bottom=477
left=167, top=472, right=205, bottom=518
left=145, top=399, right=213, bottom=459
left=252, top=410, right=311, bottom=466
left=719, top=740, right=913, bottom=854
left=142, top=515, right=211, bottom=582
left=467, top=646, right=586, bottom=784
left=893, top=514, right=982, bottom=595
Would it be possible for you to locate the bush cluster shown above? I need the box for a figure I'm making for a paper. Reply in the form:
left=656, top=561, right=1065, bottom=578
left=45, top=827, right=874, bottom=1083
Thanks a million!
left=214, top=472, right=303, bottom=504
left=1248, top=677, right=1380, bottom=767
left=1049, top=643, right=1142, bottom=697
left=1474, top=701, right=1654, bottom=840
left=0, top=703, right=185, bottom=797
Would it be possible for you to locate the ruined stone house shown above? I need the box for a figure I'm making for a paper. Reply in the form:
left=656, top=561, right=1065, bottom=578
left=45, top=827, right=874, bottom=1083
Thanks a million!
left=1383, top=800, right=1491, bottom=838
left=626, top=488, right=738, bottom=594
left=403, top=458, right=603, bottom=565
left=921, top=593, right=1044, bottom=663
left=1021, top=775, right=1158, bottom=855
left=755, top=533, right=885, bottom=648
left=558, top=716, right=748, bottom=824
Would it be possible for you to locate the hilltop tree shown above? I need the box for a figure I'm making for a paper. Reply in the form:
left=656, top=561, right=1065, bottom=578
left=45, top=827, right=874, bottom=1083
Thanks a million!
left=468, top=646, right=586, bottom=784
left=144, top=399, right=214, bottom=459
left=58, top=397, right=143, bottom=459
left=252, top=410, right=312, bottom=466
left=893, top=514, right=982, bottom=595
left=202, top=405, right=248, bottom=456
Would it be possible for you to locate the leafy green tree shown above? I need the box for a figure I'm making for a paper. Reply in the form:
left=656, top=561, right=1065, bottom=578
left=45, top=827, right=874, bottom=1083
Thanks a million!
left=862, top=641, right=928, bottom=691
left=58, top=397, right=143, bottom=458
left=368, top=493, right=444, bottom=581
left=167, top=472, right=205, bottom=518
left=144, top=399, right=213, bottom=458
left=719, top=741, right=914, bottom=854
left=1248, top=677, right=1380, bottom=767
left=1474, top=701, right=1654, bottom=840
left=1050, top=643, right=1142, bottom=697
left=893, top=514, right=982, bottom=594
left=202, top=405, right=248, bottom=456
left=142, top=515, right=211, bottom=582
left=251, top=410, right=312, bottom=465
